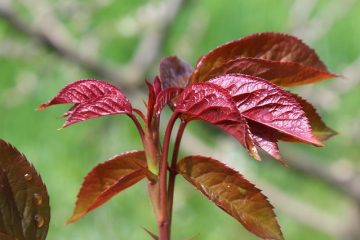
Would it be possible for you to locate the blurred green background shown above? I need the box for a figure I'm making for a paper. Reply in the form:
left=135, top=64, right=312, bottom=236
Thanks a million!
left=1, top=0, right=360, bottom=239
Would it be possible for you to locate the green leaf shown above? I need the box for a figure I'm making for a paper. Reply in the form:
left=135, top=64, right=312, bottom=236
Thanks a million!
left=68, top=151, right=147, bottom=223
left=178, top=156, right=283, bottom=240
left=0, top=139, right=50, bottom=240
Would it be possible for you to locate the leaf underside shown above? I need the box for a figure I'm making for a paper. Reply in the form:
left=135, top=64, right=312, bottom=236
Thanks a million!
left=38, top=79, right=132, bottom=127
left=175, top=82, right=260, bottom=160
left=68, top=151, right=147, bottom=223
left=0, top=139, right=50, bottom=240
left=178, top=156, right=283, bottom=240
left=159, top=56, right=193, bottom=89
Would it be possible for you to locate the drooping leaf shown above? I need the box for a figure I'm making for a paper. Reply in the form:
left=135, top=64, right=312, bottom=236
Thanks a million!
left=178, top=156, right=283, bottom=240
left=175, top=83, right=259, bottom=160
left=159, top=56, right=192, bottom=89
left=38, top=79, right=132, bottom=127
left=154, top=87, right=183, bottom=115
left=190, top=32, right=334, bottom=85
left=0, top=139, right=50, bottom=240
left=68, top=151, right=147, bottom=223
left=248, top=120, right=283, bottom=163
left=199, top=57, right=336, bottom=86
left=209, top=74, right=323, bottom=146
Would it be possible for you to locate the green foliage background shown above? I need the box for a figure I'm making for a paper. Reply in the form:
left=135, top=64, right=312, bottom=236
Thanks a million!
left=1, top=0, right=359, bottom=239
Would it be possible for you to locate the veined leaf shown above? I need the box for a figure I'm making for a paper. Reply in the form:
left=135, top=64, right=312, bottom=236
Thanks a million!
left=154, top=87, right=183, bottom=115
left=38, top=79, right=132, bottom=127
left=68, top=151, right=147, bottom=223
left=159, top=56, right=192, bottom=89
left=199, top=57, right=336, bottom=86
left=175, top=83, right=259, bottom=160
left=190, top=32, right=333, bottom=85
left=209, top=74, right=323, bottom=147
left=178, top=156, right=283, bottom=240
left=0, top=139, right=50, bottom=240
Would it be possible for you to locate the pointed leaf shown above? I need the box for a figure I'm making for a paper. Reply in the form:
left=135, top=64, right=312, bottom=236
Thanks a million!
left=199, top=57, right=336, bottom=86
left=178, top=156, right=283, bottom=240
left=0, top=139, right=50, bottom=240
left=38, top=79, right=132, bottom=127
left=160, top=56, right=192, bottom=89
left=154, top=87, right=183, bottom=115
left=68, top=151, right=147, bottom=223
left=191, top=32, right=332, bottom=85
left=209, top=74, right=323, bottom=146
left=175, top=83, right=259, bottom=160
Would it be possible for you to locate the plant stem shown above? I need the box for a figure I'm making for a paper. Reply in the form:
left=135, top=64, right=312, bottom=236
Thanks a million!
left=158, top=112, right=179, bottom=240
left=129, top=113, right=145, bottom=138
left=167, top=120, right=186, bottom=235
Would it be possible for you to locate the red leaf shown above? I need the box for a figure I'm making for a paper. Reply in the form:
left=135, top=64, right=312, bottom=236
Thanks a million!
left=198, top=57, right=336, bottom=86
left=190, top=32, right=334, bottom=85
left=159, top=56, right=192, bottom=89
left=178, top=156, right=283, bottom=240
left=209, top=74, right=323, bottom=146
left=67, top=151, right=147, bottom=223
left=38, top=79, right=132, bottom=127
left=0, top=139, right=50, bottom=240
left=175, top=83, right=259, bottom=160
left=154, top=87, right=183, bottom=116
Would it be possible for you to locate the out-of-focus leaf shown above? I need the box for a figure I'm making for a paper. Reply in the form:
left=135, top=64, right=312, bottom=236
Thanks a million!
left=0, top=139, right=50, bottom=240
left=154, top=87, right=183, bottom=115
left=178, top=156, right=283, bottom=240
left=209, top=74, right=323, bottom=147
left=190, top=32, right=333, bottom=85
left=200, top=57, right=336, bottom=86
left=291, top=94, right=337, bottom=141
left=38, top=79, right=132, bottom=127
left=142, top=227, right=158, bottom=240
left=159, top=56, right=192, bottom=89
left=68, top=151, right=147, bottom=223
left=248, top=120, right=283, bottom=163
left=175, top=83, right=259, bottom=160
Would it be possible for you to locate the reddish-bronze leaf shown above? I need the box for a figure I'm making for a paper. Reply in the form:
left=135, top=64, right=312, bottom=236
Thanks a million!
left=159, top=56, right=192, bottom=89
left=175, top=83, right=259, bottom=160
left=0, top=139, right=50, bottom=240
left=67, top=151, right=147, bottom=223
left=154, top=87, right=183, bottom=115
left=178, top=156, right=283, bottom=240
left=38, top=79, right=132, bottom=127
left=190, top=32, right=333, bottom=85
left=200, top=57, right=336, bottom=86
left=209, top=74, right=323, bottom=147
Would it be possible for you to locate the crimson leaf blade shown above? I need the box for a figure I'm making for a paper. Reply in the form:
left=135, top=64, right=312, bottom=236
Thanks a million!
left=175, top=82, right=259, bottom=160
left=209, top=74, right=323, bottom=146
left=67, top=151, right=147, bottom=223
left=178, top=156, right=283, bottom=240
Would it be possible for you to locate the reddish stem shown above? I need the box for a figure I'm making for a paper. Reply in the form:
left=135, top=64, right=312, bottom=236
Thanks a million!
left=129, top=113, right=145, bottom=139
left=167, top=120, right=186, bottom=235
left=158, top=112, right=179, bottom=240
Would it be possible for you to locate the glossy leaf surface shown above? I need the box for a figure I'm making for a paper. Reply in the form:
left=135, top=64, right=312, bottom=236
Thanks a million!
left=178, top=156, right=283, bottom=240
left=68, top=151, right=147, bottom=223
left=0, top=139, right=50, bottom=240
left=209, top=74, right=323, bottom=146
left=175, top=83, right=259, bottom=159
left=38, top=79, right=132, bottom=127
left=191, top=32, right=332, bottom=85
left=200, top=57, right=336, bottom=86
left=154, top=87, right=183, bottom=115
left=159, top=56, right=192, bottom=89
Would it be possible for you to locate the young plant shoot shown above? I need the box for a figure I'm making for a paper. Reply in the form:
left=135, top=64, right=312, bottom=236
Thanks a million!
left=39, top=32, right=336, bottom=240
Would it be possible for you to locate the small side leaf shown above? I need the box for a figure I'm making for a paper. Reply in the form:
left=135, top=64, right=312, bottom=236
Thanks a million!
left=154, top=87, right=183, bottom=115
left=175, top=83, right=259, bottom=160
left=159, top=56, right=192, bottom=89
left=68, top=151, right=147, bottom=223
left=38, top=79, right=132, bottom=128
left=0, top=139, right=50, bottom=240
left=209, top=74, right=323, bottom=146
left=178, top=156, right=283, bottom=240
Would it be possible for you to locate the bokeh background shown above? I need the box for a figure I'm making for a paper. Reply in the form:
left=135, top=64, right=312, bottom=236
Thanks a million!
left=1, top=0, right=360, bottom=239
